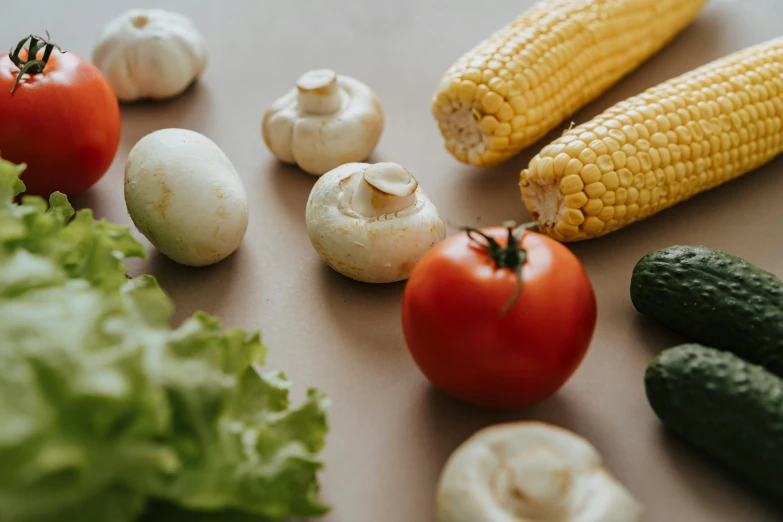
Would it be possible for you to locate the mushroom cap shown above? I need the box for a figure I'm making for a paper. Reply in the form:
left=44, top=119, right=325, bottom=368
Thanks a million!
left=93, top=9, right=207, bottom=102
left=437, top=422, right=643, bottom=522
left=262, top=73, right=384, bottom=176
left=305, top=162, right=446, bottom=283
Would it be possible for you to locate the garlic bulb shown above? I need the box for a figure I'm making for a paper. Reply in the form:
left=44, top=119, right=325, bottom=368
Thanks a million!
left=92, top=9, right=208, bottom=102
left=263, top=69, right=384, bottom=175
left=306, top=162, right=445, bottom=283
left=438, top=422, right=643, bottom=522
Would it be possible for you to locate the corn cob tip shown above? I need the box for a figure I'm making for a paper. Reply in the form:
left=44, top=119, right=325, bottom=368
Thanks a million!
left=433, top=0, right=707, bottom=168
left=522, top=37, right=783, bottom=242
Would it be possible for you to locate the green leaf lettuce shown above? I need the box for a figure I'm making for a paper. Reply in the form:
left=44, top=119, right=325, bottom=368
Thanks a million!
left=0, top=159, right=329, bottom=522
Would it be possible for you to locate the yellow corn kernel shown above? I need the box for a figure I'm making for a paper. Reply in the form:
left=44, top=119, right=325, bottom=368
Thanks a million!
left=497, top=102, right=515, bottom=122
left=562, top=209, right=586, bottom=226
left=561, top=174, right=585, bottom=195
left=598, top=206, right=616, bottom=221
left=583, top=199, right=604, bottom=216
left=580, top=164, right=602, bottom=184
left=553, top=153, right=572, bottom=176
left=583, top=217, right=605, bottom=235
left=459, top=81, right=478, bottom=103
left=482, top=92, right=504, bottom=114
left=480, top=116, right=500, bottom=133
left=585, top=182, right=607, bottom=199
left=487, top=136, right=510, bottom=152
left=554, top=221, right=579, bottom=237
left=597, top=155, right=615, bottom=173
left=433, top=0, right=707, bottom=167
left=565, top=192, right=589, bottom=209
left=612, top=151, right=627, bottom=169
left=566, top=140, right=588, bottom=158
left=495, top=122, right=512, bottom=137
left=565, top=158, right=584, bottom=176
left=578, top=148, right=598, bottom=165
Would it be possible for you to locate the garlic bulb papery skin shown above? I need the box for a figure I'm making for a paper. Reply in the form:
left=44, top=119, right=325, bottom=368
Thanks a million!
left=437, top=422, right=643, bottom=522
left=92, top=9, right=208, bottom=102
left=305, top=162, right=446, bottom=283
left=263, top=69, right=384, bottom=175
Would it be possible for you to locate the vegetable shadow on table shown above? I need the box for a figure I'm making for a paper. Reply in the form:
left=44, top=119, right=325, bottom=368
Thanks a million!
left=412, top=383, right=586, bottom=481
left=145, top=244, right=251, bottom=325
left=316, top=261, right=407, bottom=349
left=265, top=159, right=317, bottom=227
left=118, top=81, right=215, bottom=149
left=265, top=151, right=387, bottom=228
left=653, top=425, right=783, bottom=520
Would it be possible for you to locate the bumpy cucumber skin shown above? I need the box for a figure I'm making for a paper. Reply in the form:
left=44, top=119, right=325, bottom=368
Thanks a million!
left=631, top=245, right=783, bottom=375
left=646, top=344, right=783, bottom=500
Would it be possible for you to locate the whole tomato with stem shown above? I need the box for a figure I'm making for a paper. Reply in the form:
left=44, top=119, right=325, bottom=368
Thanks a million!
left=0, top=34, right=121, bottom=197
left=401, top=223, right=597, bottom=410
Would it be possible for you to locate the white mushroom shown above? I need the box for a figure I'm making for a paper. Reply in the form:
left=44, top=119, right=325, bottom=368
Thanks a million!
left=92, top=9, right=207, bottom=102
left=438, top=422, right=643, bottom=522
left=124, top=129, right=248, bottom=267
left=306, top=162, right=445, bottom=283
left=262, top=69, right=384, bottom=175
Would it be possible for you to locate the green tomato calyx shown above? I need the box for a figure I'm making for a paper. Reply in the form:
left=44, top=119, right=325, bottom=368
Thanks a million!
left=464, top=221, right=537, bottom=315
left=9, top=33, right=65, bottom=94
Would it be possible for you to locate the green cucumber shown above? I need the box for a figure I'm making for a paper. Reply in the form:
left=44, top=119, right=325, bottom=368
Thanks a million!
left=631, top=245, right=783, bottom=375
left=646, top=344, right=783, bottom=500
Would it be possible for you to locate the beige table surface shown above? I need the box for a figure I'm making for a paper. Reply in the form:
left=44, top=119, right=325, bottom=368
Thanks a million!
left=4, top=1, right=783, bottom=520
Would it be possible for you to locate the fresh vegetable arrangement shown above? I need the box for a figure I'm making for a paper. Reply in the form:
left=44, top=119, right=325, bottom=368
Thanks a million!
left=520, top=37, right=783, bottom=241
left=1, top=0, right=782, bottom=519
left=402, top=223, right=596, bottom=409
left=0, top=34, right=121, bottom=197
left=0, top=158, right=328, bottom=522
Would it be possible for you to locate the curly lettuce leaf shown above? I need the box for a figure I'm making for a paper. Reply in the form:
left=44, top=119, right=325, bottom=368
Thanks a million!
left=148, top=313, right=330, bottom=520
left=0, top=158, right=330, bottom=522
left=0, top=280, right=178, bottom=522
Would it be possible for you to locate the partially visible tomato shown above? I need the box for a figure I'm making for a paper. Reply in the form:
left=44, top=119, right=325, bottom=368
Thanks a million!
left=401, top=224, right=597, bottom=410
left=0, top=34, right=120, bottom=197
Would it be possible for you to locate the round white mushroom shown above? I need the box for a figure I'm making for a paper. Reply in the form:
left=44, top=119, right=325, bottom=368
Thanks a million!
left=306, top=162, right=445, bottom=283
left=262, top=69, right=384, bottom=175
left=124, top=129, right=248, bottom=267
left=438, top=422, right=643, bottom=522
left=92, top=9, right=207, bottom=102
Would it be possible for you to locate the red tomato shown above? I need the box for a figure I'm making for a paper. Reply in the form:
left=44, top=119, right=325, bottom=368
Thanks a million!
left=0, top=35, right=121, bottom=197
left=401, top=225, right=597, bottom=410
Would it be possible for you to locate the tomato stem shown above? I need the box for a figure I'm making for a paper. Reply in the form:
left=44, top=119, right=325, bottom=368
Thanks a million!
left=8, top=32, right=64, bottom=94
left=464, top=221, right=537, bottom=316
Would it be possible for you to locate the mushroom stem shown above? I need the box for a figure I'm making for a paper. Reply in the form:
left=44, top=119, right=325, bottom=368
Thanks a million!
left=496, top=448, right=571, bottom=517
left=351, top=163, right=419, bottom=218
left=297, top=69, right=342, bottom=115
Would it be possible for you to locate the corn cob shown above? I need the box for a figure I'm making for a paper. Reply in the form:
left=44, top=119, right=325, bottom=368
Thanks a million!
left=432, top=0, right=706, bottom=167
left=520, top=37, right=783, bottom=242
